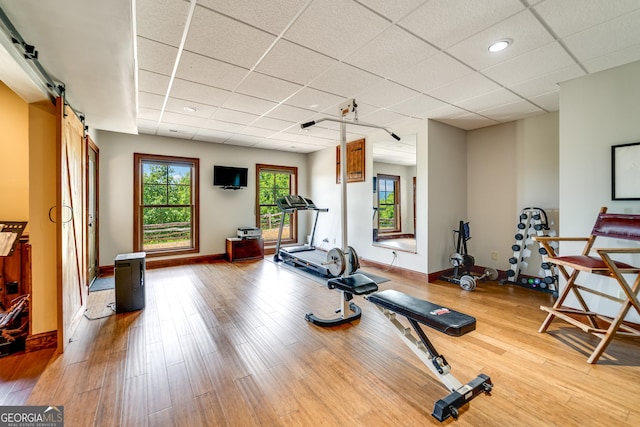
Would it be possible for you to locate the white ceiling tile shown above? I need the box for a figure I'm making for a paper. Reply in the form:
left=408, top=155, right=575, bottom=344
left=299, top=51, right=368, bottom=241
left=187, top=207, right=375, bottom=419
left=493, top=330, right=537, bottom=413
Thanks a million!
left=393, top=53, right=475, bottom=93
left=534, top=0, right=640, bottom=38
left=176, top=51, right=248, bottom=90
left=265, top=104, right=316, bottom=122
left=138, top=70, right=170, bottom=95
left=284, top=87, right=345, bottom=111
left=202, top=119, right=246, bottom=133
left=198, top=0, right=309, bottom=34
left=235, top=72, right=303, bottom=103
left=137, top=37, right=178, bottom=75
left=309, top=62, right=384, bottom=98
left=284, top=0, right=389, bottom=60
left=170, top=78, right=231, bottom=107
left=386, top=94, right=449, bottom=118
left=222, top=93, right=277, bottom=116
left=427, top=104, right=473, bottom=119
left=478, top=99, right=544, bottom=122
left=508, top=64, right=584, bottom=98
left=345, top=26, right=439, bottom=80
left=240, top=126, right=278, bottom=138
left=161, top=111, right=208, bottom=127
left=138, top=107, right=161, bottom=121
left=138, top=92, right=165, bottom=110
left=212, top=108, right=259, bottom=125
left=357, top=0, right=428, bottom=23
left=482, top=42, right=576, bottom=87
left=193, top=128, right=231, bottom=144
left=185, top=6, right=276, bottom=69
left=356, top=80, right=419, bottom=108
left=435, top=114, right=500, bottom=130
left=157, top=123, right=197, bottom=138
left=399, top=0, right=525, bottom=49
left=446, top=10, right=555, bottom=71
left=427, top=72, right=501, bottom=104
left=562, top=10, right=640, bottom=62
left=582, top=44, right=640, bottom=73
left=252, top=116, right=297, bottom=132
left=456, top=88, right=522, bottom=112
left=136, top=0, right=191, bottom=47
left=164, top=97, right=217, bottom=118
left=224, top=136, right=262, bottom=147
left=255, top=40, right=338, bottom=85
left=528, top=91, right=560, bottom=112
left=358, top=109, right=411, bottom=126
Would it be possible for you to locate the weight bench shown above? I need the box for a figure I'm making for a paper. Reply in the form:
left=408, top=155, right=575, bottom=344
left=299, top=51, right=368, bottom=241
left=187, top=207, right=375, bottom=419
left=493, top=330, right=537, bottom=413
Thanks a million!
left=533, top=206, right=640, bottom=363
left=367, top=290, right=492, bottom=421
left=305, top=273, right=379, bottom=327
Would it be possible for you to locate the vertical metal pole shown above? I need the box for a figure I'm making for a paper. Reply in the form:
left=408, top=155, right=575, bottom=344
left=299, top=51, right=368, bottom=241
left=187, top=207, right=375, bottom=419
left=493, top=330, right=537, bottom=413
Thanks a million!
left=340, top=120, right=348, bottom=260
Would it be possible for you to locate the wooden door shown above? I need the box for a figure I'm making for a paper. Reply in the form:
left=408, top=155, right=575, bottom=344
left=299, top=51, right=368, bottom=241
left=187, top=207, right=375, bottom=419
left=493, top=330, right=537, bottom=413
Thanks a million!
left=56, top=98, right=86, bottom=352
left=86, top=137, right=98, bottom=288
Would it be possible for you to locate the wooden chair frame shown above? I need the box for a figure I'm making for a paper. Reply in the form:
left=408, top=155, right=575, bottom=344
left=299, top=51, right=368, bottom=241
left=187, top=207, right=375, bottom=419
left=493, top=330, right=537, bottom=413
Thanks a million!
left=533, top=207, right=640, bottom=363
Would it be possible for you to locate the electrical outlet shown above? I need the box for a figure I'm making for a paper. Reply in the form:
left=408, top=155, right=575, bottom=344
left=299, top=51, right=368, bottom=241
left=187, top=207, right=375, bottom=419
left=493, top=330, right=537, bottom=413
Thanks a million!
left=491, top=252, right=498, bottom=261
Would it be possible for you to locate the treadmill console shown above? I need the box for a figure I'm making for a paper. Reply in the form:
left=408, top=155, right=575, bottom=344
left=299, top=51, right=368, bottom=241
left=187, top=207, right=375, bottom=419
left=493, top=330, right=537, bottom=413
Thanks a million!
left=277, top=195, right=317, bottom=210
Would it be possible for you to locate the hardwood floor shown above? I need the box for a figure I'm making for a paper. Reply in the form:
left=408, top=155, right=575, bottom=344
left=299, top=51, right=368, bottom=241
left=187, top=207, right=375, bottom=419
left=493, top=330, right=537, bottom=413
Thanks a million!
left=2, top=259, right=640, bottom=426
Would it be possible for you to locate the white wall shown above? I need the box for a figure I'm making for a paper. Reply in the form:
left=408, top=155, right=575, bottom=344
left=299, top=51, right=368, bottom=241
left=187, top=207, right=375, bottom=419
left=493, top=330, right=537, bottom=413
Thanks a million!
left=466, top=112, right=559, bottom=277
left=373, top=161, right=415, bottom=235
left=559, top=60, right=640, bottom=322
left=95, top=130, right=308, bottom=265
left=427, top=120, right=467, bottom=273
left=309, top=119, right=429, bottom=273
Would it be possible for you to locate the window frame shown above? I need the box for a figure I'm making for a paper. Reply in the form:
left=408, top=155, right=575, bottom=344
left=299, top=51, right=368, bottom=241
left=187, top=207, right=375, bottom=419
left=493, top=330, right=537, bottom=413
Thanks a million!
left=256, top=164, right=298, bottom=246
left=377, top=173, right=401, bottom=233
left=133, top=153, right=199, bottom=257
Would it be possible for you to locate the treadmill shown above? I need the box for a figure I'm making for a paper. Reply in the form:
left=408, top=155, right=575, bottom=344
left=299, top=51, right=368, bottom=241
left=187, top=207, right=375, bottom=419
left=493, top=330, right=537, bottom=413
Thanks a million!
left=273, top=195, right=332, bottom=276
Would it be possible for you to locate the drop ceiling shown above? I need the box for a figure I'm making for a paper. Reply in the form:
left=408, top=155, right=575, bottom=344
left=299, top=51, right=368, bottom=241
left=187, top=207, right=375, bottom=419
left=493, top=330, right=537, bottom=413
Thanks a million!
left=2, top=0, right=640, bottom=164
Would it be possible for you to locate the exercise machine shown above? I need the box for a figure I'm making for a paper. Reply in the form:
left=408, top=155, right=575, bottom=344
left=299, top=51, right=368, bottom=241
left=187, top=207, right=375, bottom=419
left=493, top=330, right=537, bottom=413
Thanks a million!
left=367, top=289, right=493, bottom=421
left=440, top=220, right=497, bottom=291
left=303, top=273, right=493, bottom=421
left=274, top=195, right=331, bottom=276
left=301, top=98, right=397, bottom=323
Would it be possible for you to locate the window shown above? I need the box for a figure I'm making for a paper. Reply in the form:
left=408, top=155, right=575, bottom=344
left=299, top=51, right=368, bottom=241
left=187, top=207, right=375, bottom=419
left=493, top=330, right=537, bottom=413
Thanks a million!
left=377, top=174, right=400, bottom=233
left=256, top=164, right=297, bottom=244
left=134, top=153, right=199, bottom=256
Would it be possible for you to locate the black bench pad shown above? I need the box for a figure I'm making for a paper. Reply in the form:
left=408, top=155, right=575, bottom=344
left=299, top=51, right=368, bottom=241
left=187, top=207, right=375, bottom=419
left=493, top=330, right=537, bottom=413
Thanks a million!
left=327, top=273, right=379, bottom=295
left=367, top=289, right=476, bottom=337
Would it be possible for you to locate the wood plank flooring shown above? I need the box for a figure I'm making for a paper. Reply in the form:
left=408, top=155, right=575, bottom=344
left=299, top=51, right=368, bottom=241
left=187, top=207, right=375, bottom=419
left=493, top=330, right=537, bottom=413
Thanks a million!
left=2, top=259, right=640, bottom=426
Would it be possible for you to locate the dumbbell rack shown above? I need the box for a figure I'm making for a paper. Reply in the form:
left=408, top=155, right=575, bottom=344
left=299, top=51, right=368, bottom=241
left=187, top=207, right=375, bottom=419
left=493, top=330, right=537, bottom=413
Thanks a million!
left=502, top=208, right=558, bottom=295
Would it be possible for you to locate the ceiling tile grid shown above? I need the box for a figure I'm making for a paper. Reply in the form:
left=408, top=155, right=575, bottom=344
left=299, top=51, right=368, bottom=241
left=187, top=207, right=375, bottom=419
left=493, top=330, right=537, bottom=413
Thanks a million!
left=4, top=0, right=640, bottom=158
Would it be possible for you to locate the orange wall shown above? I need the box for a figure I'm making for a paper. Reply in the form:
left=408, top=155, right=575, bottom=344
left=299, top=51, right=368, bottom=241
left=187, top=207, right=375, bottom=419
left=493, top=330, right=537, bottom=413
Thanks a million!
left=29, top=101, right=58, bottom=334
left=0, top=81, right=29, bottom=222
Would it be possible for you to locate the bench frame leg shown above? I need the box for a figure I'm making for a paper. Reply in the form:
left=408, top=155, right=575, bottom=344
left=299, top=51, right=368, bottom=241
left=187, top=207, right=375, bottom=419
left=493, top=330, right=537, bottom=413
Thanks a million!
left=373, top=305, right=492, bottom=421
left=305, top=290, right=363, bottom=327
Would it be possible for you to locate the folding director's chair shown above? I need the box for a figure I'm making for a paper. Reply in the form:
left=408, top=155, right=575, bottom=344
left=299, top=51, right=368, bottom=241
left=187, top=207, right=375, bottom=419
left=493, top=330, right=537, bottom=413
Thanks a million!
left=534, top=207, right=640, bottom=364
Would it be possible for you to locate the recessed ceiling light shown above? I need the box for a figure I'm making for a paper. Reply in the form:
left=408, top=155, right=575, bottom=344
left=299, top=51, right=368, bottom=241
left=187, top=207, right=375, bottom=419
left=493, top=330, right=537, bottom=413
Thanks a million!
left=488, top=39, right=511, bottom=53
left=309, top=104, right=319, bottom=109
left=183, top=106, right=199, bottom=112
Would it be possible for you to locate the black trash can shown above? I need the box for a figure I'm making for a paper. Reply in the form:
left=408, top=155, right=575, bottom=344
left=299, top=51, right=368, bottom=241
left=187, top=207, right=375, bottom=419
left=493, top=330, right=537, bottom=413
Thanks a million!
left=114, top=252, right=146, bottom=313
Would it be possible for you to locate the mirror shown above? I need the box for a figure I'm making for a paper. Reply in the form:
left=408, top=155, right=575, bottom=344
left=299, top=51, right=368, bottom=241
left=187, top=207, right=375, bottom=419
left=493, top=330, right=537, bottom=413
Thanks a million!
left=372, top=134, right=417, bottom=253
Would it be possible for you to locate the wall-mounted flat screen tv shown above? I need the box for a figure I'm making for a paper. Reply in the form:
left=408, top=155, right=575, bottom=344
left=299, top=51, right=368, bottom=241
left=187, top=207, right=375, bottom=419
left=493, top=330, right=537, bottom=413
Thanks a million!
left=213, top=165, right=248, bottom=189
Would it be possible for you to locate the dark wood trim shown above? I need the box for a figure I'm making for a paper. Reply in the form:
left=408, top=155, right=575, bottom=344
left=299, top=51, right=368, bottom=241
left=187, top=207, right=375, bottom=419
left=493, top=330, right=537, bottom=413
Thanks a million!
left=375, top=233, right=415, bottom=241
left=336, top=138, right=365, bottom=183
left=98, top=253, right=226, bottom=276
left=133, top=153, right=200, bottom=256
left=255, top=163, right=298, bottom=245
left=359, top=258, right=427, bottom=282
left=86, top=136, right=99, bottom=288
left=25, top=330, right=57, bottom=352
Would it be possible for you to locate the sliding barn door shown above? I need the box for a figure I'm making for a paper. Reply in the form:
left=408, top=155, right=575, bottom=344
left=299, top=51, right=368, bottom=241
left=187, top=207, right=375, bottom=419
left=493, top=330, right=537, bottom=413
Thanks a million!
left=56, top=97, right=86, bottom=352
